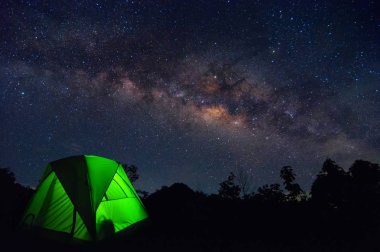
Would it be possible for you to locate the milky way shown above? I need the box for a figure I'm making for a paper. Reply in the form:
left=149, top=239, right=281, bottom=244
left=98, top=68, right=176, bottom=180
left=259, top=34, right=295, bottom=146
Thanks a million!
left=1, top=1, right=379, bottom=192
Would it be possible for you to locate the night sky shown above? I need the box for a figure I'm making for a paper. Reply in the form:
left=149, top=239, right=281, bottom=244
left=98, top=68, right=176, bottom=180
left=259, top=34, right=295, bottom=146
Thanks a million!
left=1, top=0, right=379, bottom=193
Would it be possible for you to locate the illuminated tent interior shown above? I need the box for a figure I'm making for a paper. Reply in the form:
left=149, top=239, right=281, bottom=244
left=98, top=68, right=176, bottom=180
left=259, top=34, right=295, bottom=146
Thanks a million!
left=21, top=155, right=148, bottom=241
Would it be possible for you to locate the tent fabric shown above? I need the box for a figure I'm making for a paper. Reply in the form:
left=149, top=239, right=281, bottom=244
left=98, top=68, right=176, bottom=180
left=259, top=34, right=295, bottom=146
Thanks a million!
left=85, top=155, right=120, bottom=213
left=22, top=155, right=148, bottom=241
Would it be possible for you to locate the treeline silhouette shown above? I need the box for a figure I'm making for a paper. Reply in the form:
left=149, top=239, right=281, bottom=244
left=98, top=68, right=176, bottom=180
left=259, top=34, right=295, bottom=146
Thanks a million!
left=1, top=158, right=380, bottom=251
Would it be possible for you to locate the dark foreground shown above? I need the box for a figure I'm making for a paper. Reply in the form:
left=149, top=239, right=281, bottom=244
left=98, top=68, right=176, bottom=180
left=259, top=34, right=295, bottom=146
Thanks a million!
left=1, top=159, right=380, bottom=251
left=2, top=200, right=380, bottom=252
left=2, top=183, right=380, bottom=252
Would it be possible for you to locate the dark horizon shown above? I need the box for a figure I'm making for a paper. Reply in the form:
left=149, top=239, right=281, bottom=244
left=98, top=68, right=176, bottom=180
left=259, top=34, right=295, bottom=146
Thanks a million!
left=8, top=155, right=380, bottom=195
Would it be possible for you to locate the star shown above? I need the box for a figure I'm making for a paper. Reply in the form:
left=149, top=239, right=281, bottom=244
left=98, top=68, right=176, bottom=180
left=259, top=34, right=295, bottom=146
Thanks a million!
left=0, top=1, right=379, bottom=194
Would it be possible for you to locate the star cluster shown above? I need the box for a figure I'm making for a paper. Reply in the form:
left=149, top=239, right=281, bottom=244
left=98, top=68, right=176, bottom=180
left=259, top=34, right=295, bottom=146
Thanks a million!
left=1, top=0, right=379, bottom=192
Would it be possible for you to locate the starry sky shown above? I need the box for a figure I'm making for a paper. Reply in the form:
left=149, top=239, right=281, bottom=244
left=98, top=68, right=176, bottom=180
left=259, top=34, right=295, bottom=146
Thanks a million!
left=1, top=0, right=379, bottom=193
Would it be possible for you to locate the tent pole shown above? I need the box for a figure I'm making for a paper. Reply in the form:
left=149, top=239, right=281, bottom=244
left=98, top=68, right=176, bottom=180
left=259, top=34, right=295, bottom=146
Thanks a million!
left=70, top=207, right=77, bottom=238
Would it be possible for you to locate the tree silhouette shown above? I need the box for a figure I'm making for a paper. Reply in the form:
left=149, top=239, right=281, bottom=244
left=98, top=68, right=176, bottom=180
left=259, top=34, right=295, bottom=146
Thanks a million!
left=349, top=160, right=380, bottom=214
left=280, top=166, right=305, bottom=201
left=0, top=167, right=33, bottom=230
left=0, top=168, right=16, bottom=187
left=349, top=160, right=380, bottom=190
left=218, top=172, right=241, bottom=199
left=121, top=164, right=139, bottom=184
left=255, top=183, right=285, bottom=203
left=234, top=166, right=252, bottom=198
left=136, top=189, right=150, bottom=200
left=311, top=158, right=350, bottom=209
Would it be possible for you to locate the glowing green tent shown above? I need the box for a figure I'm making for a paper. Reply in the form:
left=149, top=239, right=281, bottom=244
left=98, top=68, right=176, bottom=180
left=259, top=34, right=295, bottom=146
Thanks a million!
left=22, top=155, right=148, bottom=241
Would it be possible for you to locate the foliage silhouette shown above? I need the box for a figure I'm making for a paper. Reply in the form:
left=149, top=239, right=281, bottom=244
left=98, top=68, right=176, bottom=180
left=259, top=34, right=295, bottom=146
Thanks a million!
left=234, top=166, right=252, bottom=198
left=280, top=166, right=305, bottom=201
left=218, top=172, right=241, bottom=199
left=136, top=189, right=150, bottom=200
left=121, top=164, right=139, bottom=184
left=0, top=168, right=33, bottom=238
left=311, top=158, right=350, bottom=209
left=347, top=160, right=380, bottom=229
left=255, top=183, right=285, bottom=203
left=0, top=168, right=16, bottom=186
left=349, top=160, right=380, bottom=192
